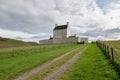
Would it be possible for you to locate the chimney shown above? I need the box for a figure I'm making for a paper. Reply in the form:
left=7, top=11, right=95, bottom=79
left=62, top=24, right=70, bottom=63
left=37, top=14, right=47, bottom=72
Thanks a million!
left=74, top=34, right=76, bottom=37
left=67, top=22, right=69, bottom=26
left=55, top=24, right=57, bottom=27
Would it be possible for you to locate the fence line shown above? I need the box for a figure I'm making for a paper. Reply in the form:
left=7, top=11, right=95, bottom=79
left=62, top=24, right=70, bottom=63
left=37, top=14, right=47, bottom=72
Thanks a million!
left=96, top=41, right=119, bottom=62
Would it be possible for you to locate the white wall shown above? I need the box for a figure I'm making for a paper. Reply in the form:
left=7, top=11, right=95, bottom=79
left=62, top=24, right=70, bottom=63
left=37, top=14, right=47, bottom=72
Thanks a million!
left=39, top=39, right=53, bottom=44
left=80, top=38, right=88, bottom=43
left=67, top=26, right=71, bottom=38
left=53, top=29, right=67, bottom=39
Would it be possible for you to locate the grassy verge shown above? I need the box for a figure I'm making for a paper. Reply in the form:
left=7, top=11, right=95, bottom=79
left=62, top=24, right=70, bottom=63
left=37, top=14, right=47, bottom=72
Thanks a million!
left=0, top=44, right=79, bottom=80
left=60, top=44, right=119, bottom=80
left=0, top=44, right=71, bottom=58
left=29, top=44, right=87, bottom=80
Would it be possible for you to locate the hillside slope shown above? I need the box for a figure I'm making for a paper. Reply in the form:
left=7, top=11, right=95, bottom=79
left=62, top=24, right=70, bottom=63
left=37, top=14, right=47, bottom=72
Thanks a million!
left=0, top=37, right=36, bottom=48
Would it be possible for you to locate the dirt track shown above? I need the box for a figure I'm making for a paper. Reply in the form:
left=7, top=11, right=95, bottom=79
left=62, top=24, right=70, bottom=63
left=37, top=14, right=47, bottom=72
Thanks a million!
left=13, top=47, right=82, bottom=80
left=44, top=46, right=88, bottom=80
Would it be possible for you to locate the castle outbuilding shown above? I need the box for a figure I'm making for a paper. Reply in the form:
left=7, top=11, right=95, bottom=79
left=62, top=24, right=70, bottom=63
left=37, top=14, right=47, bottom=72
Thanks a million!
left=39, top=22, right=88, bottom=44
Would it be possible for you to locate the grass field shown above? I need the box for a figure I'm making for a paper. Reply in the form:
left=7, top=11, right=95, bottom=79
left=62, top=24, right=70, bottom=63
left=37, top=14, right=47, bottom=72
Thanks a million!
left=104, top=40, right=120, bottom=55
left=99, top=40, right=120, bottom=73
left=0, top=44, right=72, bottom=58
left=0, top=44, right=81, bottom=80
left=60, top=44, right=119, bottom=80
left=102, top=40, right=120, bottom=50
left=100, top=40, right=120, bottom=64
left=0, top=42, right=119, bottom=80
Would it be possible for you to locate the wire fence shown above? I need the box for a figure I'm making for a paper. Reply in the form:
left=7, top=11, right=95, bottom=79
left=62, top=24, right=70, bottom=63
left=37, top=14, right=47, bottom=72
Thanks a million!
left=96, top=41, right=120, bottom=64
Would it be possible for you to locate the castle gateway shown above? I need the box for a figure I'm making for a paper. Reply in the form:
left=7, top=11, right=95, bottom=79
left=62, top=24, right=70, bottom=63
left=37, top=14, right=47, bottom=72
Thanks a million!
left=39, top=22, right=88, bottom=44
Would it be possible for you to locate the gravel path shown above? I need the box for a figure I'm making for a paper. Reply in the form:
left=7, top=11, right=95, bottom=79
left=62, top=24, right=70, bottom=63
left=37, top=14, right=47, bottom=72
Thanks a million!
left=13, top=47, right=81, bottom=80
left=44, top=46, right=88, bottom=80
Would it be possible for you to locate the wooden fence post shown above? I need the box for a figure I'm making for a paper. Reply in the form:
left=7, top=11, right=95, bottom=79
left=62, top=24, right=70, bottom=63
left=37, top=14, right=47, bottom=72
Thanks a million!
left=107, top=46, right=109, bottom=57
left=111, top=48, right=114, bottom=61
left=103, top=44, right=105, bottom=51
left=104, top=45, right=106, bottom=52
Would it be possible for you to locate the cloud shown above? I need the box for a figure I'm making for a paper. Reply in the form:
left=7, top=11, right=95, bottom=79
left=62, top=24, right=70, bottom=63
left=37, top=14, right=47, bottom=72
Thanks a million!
left=0, top=0, right=120, bottom=42
left=0, top=0, right=55, bottom=33
left=0, top=28, right=34, bottom=38
left=77, top=28, right=120, bottom=41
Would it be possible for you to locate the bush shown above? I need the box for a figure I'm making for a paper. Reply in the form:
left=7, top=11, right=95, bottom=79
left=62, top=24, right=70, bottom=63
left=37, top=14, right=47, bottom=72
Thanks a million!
left=77, top=41, right=84, bottom=44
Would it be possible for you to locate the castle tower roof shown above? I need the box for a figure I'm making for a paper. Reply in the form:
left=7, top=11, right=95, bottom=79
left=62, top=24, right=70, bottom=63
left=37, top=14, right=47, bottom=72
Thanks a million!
left=54, top=25, right=68, bottom=30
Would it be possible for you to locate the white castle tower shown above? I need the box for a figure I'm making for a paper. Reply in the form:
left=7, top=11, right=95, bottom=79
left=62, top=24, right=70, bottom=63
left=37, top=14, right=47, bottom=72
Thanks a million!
left=53, top=22, right=71, bottom=39
left=39, top=22, right=88, bottom=44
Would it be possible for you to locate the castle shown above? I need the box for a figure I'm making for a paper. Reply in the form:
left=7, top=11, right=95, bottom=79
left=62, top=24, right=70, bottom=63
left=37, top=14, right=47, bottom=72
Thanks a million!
left=39, top=22, right=88, bottom=44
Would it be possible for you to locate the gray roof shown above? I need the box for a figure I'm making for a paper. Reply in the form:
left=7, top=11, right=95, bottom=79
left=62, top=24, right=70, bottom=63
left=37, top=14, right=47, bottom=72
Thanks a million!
left=69, top=36, right=76, bottom=38
left=54, top=25, right=68, bottom=30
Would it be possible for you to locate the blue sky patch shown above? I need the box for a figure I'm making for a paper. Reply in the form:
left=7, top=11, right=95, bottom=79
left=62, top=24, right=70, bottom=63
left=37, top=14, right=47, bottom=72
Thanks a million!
left=96, top=0, right=118, bottom=8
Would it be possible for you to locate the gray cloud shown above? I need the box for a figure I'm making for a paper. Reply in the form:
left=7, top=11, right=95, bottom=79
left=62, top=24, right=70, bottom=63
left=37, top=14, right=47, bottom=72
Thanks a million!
left=0, top=0, right=120, bottom=42
left=77, top=28, right=120, bottom=39
left=0, top=0, right=55, bottom=34
left=0, top=10, right=54, bottom=33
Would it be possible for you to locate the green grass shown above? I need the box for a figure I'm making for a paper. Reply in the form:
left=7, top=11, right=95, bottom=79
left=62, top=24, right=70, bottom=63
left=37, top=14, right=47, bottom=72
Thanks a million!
left=61, top=44, right=119, bottom=80
left=101, top=40, right=120, bottom=65
left=29, top=44, right=87, bottom=80
left=102, top=40, right=120, bottom=49
left=102, top=40, right=120, bottom=54
left=0, top=44, right=71, bottom=58
left=0, top=44, right=80, bottom=80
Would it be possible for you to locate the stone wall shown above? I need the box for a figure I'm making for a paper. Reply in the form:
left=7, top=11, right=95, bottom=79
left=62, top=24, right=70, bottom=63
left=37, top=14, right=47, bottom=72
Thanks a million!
left=39, top=37, right=88, bottom=44
left=64, top=37, right=79, bottom=43
left=53, top=37, right=79, bottom=44
left=39, top=39, right=53, bottom=44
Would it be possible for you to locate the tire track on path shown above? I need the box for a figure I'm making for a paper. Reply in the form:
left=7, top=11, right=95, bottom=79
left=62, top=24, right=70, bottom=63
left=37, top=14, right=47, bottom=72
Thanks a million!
left=44, top=46, right=88, bottom=80
left=13, top=46, right=82, bottom=80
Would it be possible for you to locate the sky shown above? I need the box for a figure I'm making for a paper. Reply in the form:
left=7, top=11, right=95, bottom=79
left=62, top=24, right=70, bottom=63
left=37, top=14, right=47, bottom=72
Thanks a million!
left=0, top=0, right=120, bottom=42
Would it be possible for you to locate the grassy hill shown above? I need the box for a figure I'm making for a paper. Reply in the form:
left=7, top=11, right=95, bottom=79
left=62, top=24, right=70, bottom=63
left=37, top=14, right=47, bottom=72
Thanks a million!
left=0, top=37, right=37, bottom=48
